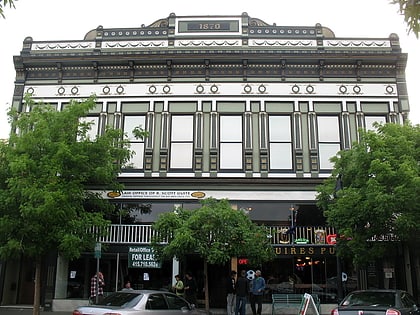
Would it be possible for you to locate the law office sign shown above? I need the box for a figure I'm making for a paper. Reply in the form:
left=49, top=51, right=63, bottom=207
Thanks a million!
left=128, top=246, right=161, bottom=268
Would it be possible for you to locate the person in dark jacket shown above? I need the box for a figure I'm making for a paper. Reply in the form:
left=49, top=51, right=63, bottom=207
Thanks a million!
left=235, top=270, right=249, bottom=315
left=226, top=270, right=237, bottom=315
left=184, top=272, right=198, bottom=305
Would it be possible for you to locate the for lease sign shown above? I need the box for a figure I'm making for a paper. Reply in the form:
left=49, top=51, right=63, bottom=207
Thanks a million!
left=128, top=246, right=161, bottom=268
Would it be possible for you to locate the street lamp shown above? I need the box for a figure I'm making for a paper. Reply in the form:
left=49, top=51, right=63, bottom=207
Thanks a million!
left=289, top=204, right=298, bottom=243
left=334, top=175, right=344, bottom=301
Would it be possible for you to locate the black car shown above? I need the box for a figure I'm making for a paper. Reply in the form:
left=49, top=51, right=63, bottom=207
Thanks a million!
left=331, top=290, right=419, bottom=315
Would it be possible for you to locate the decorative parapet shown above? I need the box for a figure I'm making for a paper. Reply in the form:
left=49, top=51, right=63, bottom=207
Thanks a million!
left=19, top=14, right=399, bottom=54
left=324, top=39, right=391, bottom=49
left=102, top=40, right=168, bottom=49
left=249, top=39, right=317, bottom=47
left=32, top=41, right=95, bottom=51
left=26, top=38, right=393, bottom=52
left=175, top=40, right=241, bottom=47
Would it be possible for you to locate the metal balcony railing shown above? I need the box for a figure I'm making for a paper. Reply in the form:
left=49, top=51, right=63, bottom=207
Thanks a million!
left=91, top=224, right=337, bottom=245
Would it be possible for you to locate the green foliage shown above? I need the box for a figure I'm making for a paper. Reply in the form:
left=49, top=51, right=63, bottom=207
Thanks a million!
left=151, top=198, right=276, bottom=266
left=0, top=95, right=133, bottom=261
left=0, top=0, right=15, bottom=18
left=317, top=122, right=420, bottom=266
left=391, top=0, right=420, bottom=38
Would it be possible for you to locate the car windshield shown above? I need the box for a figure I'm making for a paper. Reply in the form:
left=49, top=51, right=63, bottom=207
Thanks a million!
left=98, top=292, right=143, bottom=308
left=342, top=292, right=395, bottom=307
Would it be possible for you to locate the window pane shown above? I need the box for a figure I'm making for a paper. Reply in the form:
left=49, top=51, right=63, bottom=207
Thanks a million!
left=220, top=143, right=242, bottom=169
left=80, top=116, right=99, bottom=140
left=166, top=293, right=189, bottom=310
left=318, top=116, right=340, bottom=142
left=171, top=116, right=194, bottom=141
left=170, top=143, right=193, bottom=168
left=146, top=294, right=168, bottom=310
left=269, top=143, right=292, bottom=169
left=319, top=143, right=341, bottom=169
left=269, top=116, right=291, bottom=141
left=124, top=116, right=146, bottom=140
left=220, top=116, right=242, bottom=141
left=365, top=116, right=386, bottom=131
left=127, top=142, right=144, bottom=169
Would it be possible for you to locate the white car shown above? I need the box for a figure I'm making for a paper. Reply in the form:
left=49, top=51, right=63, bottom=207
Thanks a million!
left=73, top=290, right=205, bottom=315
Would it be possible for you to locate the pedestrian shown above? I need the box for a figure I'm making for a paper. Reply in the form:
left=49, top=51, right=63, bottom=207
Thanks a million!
left=90, top=271, right=105, bottom=304
left=173, top=274, right=185, bottom=296
left=184, top=272, right=198, bottom=305
left=226, top=270, right=237, bottom=315
left=122, top=280, right=133, bottom=290
left=250, top=270, right=265, bottom=315
left=235, top=270, right=249, bottom=315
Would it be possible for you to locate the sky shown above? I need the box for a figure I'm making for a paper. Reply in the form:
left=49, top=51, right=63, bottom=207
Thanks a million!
left=0, top=0, right=419, bottom=139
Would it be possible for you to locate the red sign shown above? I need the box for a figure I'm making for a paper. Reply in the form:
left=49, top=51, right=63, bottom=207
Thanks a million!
left=238, top=258, right=249, bottom=265
left=326, top=234, right=337, bottom=245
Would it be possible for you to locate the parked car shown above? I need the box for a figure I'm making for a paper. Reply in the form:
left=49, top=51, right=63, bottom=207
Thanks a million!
left=72, top=290, right=205, bottom=315
left=331, top=289, right=419, bottom=315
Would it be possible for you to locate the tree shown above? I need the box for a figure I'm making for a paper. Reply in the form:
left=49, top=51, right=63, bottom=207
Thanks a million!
left=0, top=0, right=15, bottom=18
left=391, top=0, right=420, bottom=38
left=316, top=122, right=420, bottom=267
left=0, top=95, right=139, bottom=315
left=151, top=198, right=275, bottom=312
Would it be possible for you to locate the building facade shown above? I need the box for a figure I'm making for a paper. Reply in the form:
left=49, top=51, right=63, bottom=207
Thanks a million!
left=1, top=13, right=417, bottom=310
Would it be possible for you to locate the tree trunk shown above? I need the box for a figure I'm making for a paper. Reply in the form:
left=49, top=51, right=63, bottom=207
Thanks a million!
left=203, top=260, right=209, bottom=312
left=32, top=257, right=42, bottom=315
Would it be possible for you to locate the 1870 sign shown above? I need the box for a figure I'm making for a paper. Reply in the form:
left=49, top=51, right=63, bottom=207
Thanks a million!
left=177, top=20, right=240, bottom=33
left=128, top=246, right=161, bottom=268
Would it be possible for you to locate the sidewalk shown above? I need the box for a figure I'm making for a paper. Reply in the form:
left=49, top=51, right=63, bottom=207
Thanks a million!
left=0, top=303, right=336, bottom=315
left=0, top=306, right=68, bottom=315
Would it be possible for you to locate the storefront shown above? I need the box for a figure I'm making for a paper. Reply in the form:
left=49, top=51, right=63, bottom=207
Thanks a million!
left=50, top=194, right=342, bottom=308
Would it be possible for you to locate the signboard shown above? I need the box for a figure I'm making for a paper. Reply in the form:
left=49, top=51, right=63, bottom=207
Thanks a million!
left=128, top=246, right=161, bottom=268
left=177, top=19, right=240, bottom=34
left=273, top=246, right=336, bottom=256
left=94, top=242, right=101, bottom=259
left=299, top=293, right=319, bottom=315
left=326, top=234, right=337, bottom=245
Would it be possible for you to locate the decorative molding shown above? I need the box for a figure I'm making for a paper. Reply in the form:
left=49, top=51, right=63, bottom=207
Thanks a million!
left=102, top=40, right=167, bottom=48
left=175, top=40, right=240, bottom=47
left=249, top=39, right=316, bottom=47
left=324, top=40, right=391, bottom=48
left=33, top=42, right=95, bottom=51
left=24, top=82, right=398, bottom=99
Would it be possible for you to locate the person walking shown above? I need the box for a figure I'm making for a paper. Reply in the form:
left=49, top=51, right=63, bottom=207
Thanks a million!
left=250, top=270, right=265, bottom=315
left=235, top=270, right=249, bottom=315
left=90, top=271, right=105, bottom=304
left=226, top=270, right=237, bottom=315
left=173, top=274, right=185, bottom=296
left=184, top=272, right=198, bottom=305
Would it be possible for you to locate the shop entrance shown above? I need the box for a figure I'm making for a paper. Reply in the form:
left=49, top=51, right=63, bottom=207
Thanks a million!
left=263, top=256, right=339, bottom=304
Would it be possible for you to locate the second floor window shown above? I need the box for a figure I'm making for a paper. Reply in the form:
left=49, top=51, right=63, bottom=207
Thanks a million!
left=269, top=115, right=293, bottom=170
left=79, top=116, right=99, bottom=140
left=317, top=116, right=341, bottom=170
left=220, top=115, right=243, bottom=170
left=365, top=115, right=386, bottom=131
left=170, top=115, right=194, bottom=169
left=124, top=115, right=145, bottom=169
